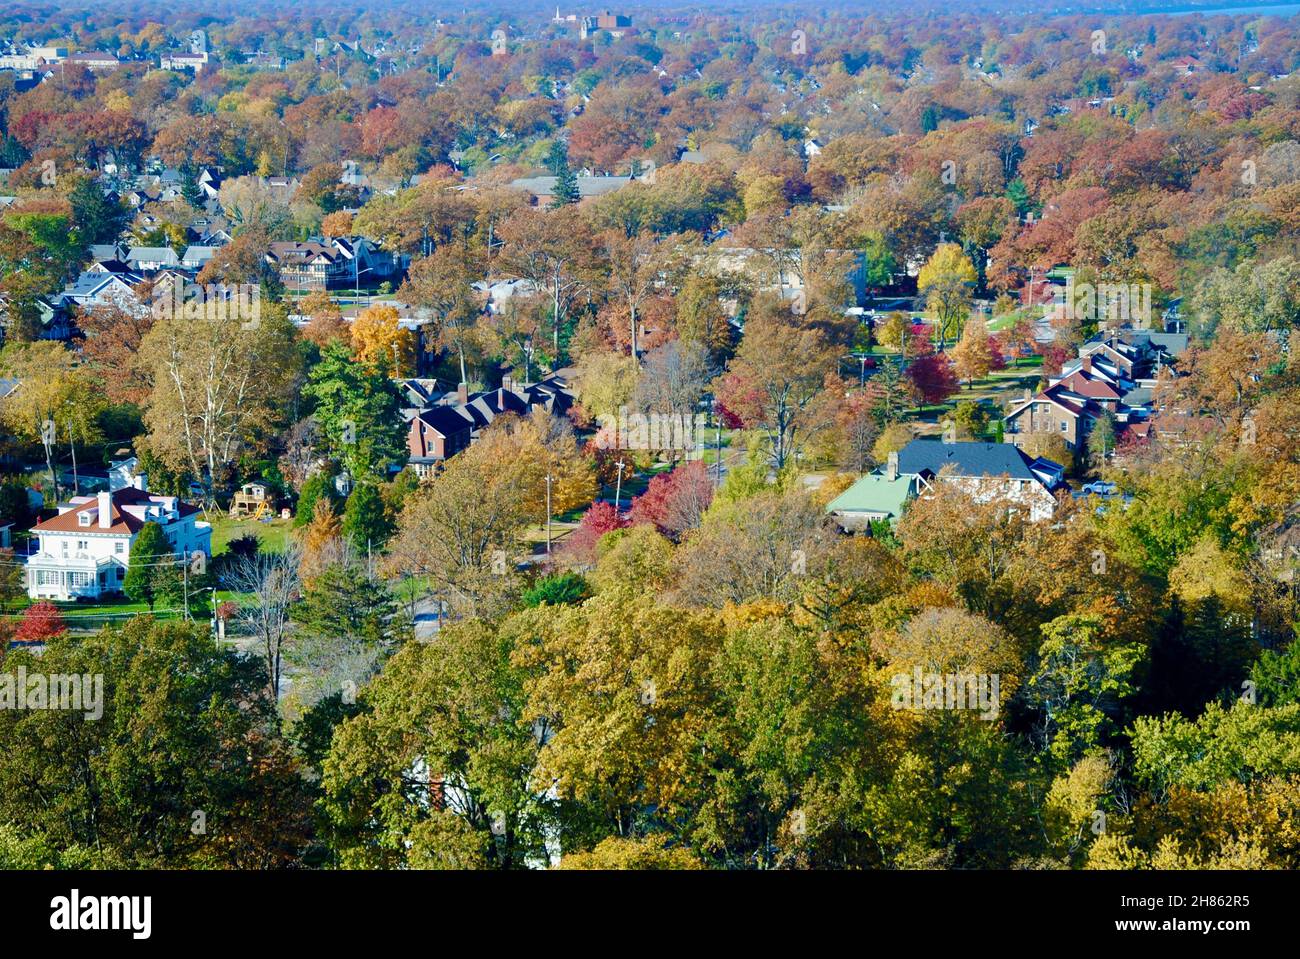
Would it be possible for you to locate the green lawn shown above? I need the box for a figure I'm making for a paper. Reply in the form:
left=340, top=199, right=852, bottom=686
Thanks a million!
left=208, top=515, right=294, bottom=555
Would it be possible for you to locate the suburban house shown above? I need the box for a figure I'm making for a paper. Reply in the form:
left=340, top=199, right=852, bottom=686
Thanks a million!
left=1004, top=327, right=1180, bottom=454
left=896, top=439, right=1064, bottom=522
left=825, top=453, right=920, bottom=531
left=181, top=245, right=221, bottom=271
left=160, top=50, right=209, bottom=72
left=125, top=246, right=183, bottom=272
left=53, top=272, right=142, bottom=314
left=267, top=241, right=345, bottom=290
left=406, top=375, right=575, bottom=477
left=25, top=481, right=211, bottom=601
left=57, top=455, right=141, bottom=495
left=508, top=174, right=632, bottom=206
left=267, top=236, right=402, bottom=291
left=408, top=405, right=476, bottom=476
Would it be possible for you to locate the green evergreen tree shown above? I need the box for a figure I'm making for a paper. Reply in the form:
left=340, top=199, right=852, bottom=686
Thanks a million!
left=122, top=521, right=173, bottom=609
left=549, top=141, right=580, bottom=208
left=342, top=482, right=393, bottom=550
left=68, top=175, right=128, bottom=246
left=292, top=561, right=404, bottom=650
left=295, top=471, right=340, bottom=528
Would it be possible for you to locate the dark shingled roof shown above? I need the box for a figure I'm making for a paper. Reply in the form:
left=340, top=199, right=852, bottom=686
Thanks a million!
left=897, top=439, right=1039, bottom=482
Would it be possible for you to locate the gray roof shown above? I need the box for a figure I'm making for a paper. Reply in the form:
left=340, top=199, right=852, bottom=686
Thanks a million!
left=180, top=245, right=219, bottom=265
left=897, top=439, right=1039, bottom=482
left=509, top=175, right=632, bottom=199
left=89, top=244, right=124, bottom=261
left=61, top=272, right=133, bottom=299
left=126, top=246, right=181, bottom=264
left=415, top=405, right=474, bottom=437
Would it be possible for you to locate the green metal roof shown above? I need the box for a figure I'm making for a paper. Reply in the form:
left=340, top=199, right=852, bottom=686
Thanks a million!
left=825, top=472, right=916, bottom=521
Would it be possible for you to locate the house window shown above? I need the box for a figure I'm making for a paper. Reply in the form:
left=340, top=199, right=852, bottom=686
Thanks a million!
left=1060, top=422, right=1067, bottom=432
left=78, top=513, right=91, bottom=527
left=77, top=540, right=88, bottom=551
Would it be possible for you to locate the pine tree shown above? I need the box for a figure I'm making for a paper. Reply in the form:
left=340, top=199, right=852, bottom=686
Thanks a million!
left=181, top=167, right=205, bottom=208
left=548, top=141, right=580, bottom=208
left=342, top=482, right=393, bottom=551
left=292, top=560, right=403, bottom=649
left=551, top=164, right=580, bottom=208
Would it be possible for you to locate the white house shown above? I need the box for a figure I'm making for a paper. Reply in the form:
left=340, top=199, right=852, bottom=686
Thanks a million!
left=25, top=481, right=211, bottom=601
left=896, top=439, right=1064, bottom=522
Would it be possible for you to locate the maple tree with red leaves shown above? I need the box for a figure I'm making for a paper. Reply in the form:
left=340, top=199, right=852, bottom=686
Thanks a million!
left=13, top=601, right=67, bottom=644
left=629, top=461, right=714, bottom=540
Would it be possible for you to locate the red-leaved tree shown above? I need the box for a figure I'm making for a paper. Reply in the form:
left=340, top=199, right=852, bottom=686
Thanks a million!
left=14, top=601, right=67, bottom=643
left=905, top=353, right=960, bottom=406
left=629, top=461, right=714, bottom=540
left=561, top=500, right=629, bottom=567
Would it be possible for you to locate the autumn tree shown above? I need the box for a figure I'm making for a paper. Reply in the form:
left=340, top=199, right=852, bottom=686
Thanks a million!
left=951, top=315, right=994, bottom=386
left=350, top=304, right=417, bottom=375
left=917, top=243, right=977, bottom=349
left=714, top=298, right=843, bottom=470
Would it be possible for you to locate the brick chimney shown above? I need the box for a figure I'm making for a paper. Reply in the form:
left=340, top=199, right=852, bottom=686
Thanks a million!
left=97, top=490, right=113, bottom=529
left=456, top=382, right=468, bottom=405
left=887, top=451, right=898, bottom=482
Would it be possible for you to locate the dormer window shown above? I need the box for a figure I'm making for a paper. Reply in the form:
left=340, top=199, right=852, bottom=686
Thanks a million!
left=78, top=512, right=92, bottom=527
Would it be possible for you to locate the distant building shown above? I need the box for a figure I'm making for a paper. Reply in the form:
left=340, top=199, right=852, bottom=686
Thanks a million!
left=160, top=51, right=208, bottom=72
left=825, top=453, right=919, bottom=531
left=266, top=236, right=402, bottom=291
left=407, top=376, right=574, bottom=477
left=0, top=46, right=67, bottom=70
left=508, top=174, right=632, bottom=206
left=65, top=52, right=121, bottom=70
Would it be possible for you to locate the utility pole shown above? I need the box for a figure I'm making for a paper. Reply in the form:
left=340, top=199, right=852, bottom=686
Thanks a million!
left=183, top=554, right=189, bottom=621
left=545, top=474, right=553, bottom=554
left=715, top=420, right=722, bottom=486
left=614, top=459, right=625, bottom=510
left=68, top=420, right=79, bottom=495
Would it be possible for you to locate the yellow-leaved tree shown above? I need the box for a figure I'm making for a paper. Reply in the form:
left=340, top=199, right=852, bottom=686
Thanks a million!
left=350, top=304, right=416, bottom=375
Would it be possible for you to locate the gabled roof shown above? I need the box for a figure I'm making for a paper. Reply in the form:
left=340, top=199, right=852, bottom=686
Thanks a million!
left=414, top=405, right=475, bottom=437
left=1006, top=386, right=1085, bottom=421
left=267, top=241, right=337, bottom=263
left=897, top=439, right=1040, bottom=483
left=126, top=246, right=182, bottom=265
left=1055, top=370, right=1122, bottom=401
left=32, top=486, right=199, bottom=535
left=825, top=471, right=916, bottom=519
left=508, top=175, right=632, bottom=199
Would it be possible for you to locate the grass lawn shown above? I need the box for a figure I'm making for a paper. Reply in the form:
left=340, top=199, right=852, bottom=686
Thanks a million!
left=988, top=308, right=1040, bottom=333
left=208, top=514, right=294, bottom=555
left=5, top=587, right=248, bottom=619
